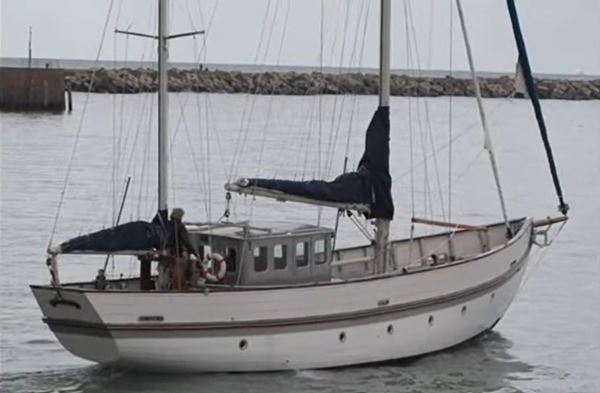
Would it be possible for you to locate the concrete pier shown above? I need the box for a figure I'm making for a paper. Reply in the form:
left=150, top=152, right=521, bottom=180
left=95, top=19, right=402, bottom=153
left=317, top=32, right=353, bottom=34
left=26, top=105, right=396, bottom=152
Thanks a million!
left=0, top=67, right=66, bottom=111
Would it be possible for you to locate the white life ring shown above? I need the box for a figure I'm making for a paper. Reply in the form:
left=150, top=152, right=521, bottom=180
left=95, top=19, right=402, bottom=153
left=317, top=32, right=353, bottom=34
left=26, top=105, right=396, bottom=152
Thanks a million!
left=204, top=253, right=226, bottom=283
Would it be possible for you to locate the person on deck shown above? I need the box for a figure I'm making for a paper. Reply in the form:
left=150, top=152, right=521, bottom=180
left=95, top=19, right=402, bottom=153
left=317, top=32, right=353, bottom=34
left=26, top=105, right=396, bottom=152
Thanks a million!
left=166, top=208, right=197, bottom=258
left=157, top=208, right=198, bottom=289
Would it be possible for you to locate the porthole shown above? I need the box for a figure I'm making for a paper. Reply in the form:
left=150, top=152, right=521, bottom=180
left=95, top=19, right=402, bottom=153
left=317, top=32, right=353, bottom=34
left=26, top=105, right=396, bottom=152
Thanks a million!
left=461, top=305, right=467, bottom=316
left=239, top=339, right=248, bottom=351
left=491, top=292, right=496, bottom=301
left=428, top=315, right=434, bottom=326
left=387, top=324, right=394, bottom=335
left=339, top=332, right=347, bottom=343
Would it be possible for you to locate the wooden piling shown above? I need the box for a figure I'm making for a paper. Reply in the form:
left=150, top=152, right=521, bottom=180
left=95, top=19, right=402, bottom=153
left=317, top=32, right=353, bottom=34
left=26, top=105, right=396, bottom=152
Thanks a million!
left=66, top=81, right=73, bottom=112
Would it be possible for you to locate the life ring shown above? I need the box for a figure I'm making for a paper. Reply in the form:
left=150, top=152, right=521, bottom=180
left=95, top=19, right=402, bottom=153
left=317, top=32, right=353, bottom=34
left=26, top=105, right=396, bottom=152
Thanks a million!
left=204, top=253, right=227, bottom=284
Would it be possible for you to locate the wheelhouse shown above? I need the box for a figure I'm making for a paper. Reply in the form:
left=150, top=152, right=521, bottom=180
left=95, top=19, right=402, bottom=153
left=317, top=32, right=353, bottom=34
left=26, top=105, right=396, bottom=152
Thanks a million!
left=187, top=223, right=334, bottom=286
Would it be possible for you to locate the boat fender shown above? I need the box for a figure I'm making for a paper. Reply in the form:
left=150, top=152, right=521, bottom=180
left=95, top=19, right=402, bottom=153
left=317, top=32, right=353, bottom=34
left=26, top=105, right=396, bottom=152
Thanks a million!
left=204, top=253, right=227, bottom=284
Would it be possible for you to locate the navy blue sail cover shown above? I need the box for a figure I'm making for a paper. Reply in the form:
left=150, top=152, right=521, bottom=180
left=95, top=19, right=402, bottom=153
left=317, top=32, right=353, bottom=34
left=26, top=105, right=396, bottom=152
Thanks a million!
left=58, top=213, right=166, bottom=254
left=247, top=106, right=394, bottom=219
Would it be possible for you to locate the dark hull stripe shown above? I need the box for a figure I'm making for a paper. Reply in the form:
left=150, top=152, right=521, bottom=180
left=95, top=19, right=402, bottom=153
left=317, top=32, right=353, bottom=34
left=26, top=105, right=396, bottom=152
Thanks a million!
left=45, top=245, right=530, bottom=339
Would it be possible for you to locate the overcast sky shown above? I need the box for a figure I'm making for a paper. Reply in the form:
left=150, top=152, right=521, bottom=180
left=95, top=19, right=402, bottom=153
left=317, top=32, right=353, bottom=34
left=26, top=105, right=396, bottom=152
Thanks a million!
left=1, top=0, right=599, bottom=74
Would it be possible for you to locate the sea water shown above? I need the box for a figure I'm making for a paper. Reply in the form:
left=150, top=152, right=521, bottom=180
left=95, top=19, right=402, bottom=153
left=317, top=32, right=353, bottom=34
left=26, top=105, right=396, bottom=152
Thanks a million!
left=1, top=93, right=598, bottom=392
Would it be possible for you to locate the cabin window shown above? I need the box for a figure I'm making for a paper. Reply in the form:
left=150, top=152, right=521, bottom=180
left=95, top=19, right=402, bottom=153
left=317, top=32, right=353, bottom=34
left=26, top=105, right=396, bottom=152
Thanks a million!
left=253, top=246, right=268, bottom=272
left=226, top=247, right=237, bottom=272
left=274, top=244, right=287, bottom=270
left=314, top=239, right=326, bottom=265
left=295, top=241, right=309, bottom=267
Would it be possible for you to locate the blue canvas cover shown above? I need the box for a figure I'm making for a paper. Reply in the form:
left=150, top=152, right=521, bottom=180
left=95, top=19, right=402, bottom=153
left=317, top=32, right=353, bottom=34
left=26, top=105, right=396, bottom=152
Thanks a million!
left=58, top=213, right=166, bottom=254
left=245, top=106, right=394, bottom=219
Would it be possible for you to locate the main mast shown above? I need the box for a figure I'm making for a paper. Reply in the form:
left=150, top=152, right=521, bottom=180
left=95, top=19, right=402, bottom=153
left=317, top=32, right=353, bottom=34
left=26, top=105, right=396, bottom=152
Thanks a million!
left=158, top=0, right=169, bottom=213
left=374, top=0, right=391, bottom=274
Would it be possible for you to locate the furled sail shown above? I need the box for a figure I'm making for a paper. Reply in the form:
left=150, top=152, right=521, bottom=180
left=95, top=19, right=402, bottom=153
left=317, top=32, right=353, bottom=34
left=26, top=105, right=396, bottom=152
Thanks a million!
left=226, top=106, right=394, bottom=220
left=506, top=0, right=569, bottom=215
left=56, top=214, right=166, bottom=254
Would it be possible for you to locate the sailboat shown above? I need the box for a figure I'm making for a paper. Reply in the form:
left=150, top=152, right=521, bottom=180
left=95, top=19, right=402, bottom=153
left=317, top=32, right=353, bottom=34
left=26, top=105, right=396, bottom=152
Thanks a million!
left=31, top=0, right=569, bottom=372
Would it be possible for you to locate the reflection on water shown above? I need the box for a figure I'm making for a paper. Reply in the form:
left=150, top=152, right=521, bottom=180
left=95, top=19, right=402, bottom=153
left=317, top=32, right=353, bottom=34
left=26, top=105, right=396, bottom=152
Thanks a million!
left=1, top=332, right=533, bottom=393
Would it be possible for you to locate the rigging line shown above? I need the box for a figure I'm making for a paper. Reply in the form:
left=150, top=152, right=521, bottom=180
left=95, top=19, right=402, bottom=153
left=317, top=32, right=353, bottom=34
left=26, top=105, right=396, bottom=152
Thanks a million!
left=194, top=0, right=219, bottom=64
left=404, top=0, right=416, bottom=219
left=138, top=98, right=155, bottom=218
left=340, top=0, right=368, bottom=166
left=300, top=98, right=318, bottom=180
left=324, top=33, right=353, bottom=175
left=405, top=1, right=435, bottom=221
left=317, top=0, right=325, bottom=181
left=173, top=94, right=209, bottom=216
left=112, top=29, right=118, bottom=226
left=417, top=102, right=435, bottom=220
left=115, top=34, right=130, bottom=216
left=255, top=0, right=291, bottom=179
left=237, top=2, right=280, bottom=194
left=227, top=0, right=273, bottom=181
left=519, top=220, right=567, bottom=291
left=193, top=29, right=212, bottom=214
left=397, top=98, right=508, bottom=180
left=176, top=96, right=210, bottom=218
left=426, top=0, right=435, bottom=70
left=48, top=0, right=116, bottom=248
left=195, top=2, right=229, bottom=187
left=204, top=96, right=228, bottom=181
left=406, top=0, right=445, bottom=220
left=331, top=1, right=365, bottom=249
left=249, top=0, right=287, bottom=221
left=204, top=82, right=212, bottom=223
left=346, top=0, right=370, bottom=166
left=122, top=93, right=153, bottom=184
left=349, top=214, right=374, bottom=241
left=315, top=0, right=328, bottom=226
left=323, top=1, right=351, bottom=177
left=448, top=0, right=454, bottom=222
left=456, top=0, right=511, bottom=234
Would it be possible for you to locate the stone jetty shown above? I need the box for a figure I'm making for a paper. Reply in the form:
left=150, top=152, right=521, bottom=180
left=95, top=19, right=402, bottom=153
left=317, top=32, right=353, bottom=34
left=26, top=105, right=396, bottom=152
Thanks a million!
left=65, top=68, right=600, bottom=100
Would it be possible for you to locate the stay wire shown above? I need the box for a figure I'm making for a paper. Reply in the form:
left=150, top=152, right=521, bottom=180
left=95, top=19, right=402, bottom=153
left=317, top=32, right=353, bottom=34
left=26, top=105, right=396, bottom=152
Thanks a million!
left=406, top=0, right=446, bottom=221
left=448, top=0, right=454, bottom=222
left=48, top=0, right=116, bottom=249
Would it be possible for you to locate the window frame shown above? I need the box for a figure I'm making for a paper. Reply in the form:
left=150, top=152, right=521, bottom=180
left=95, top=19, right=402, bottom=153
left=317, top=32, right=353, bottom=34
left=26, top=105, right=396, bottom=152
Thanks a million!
left=253, top=245, right=269, bottom=272
left=295, top=241, right=309, bottom=268
left=273, top=244, right=288, bottom=270
left=225, top=247, right=237, bottom=273
left=314, top=238, right=327, bottom=265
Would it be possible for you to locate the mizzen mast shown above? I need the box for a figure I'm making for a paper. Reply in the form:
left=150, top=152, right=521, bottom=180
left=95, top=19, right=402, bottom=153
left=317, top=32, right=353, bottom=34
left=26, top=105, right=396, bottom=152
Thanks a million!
left=157, top=0, right=169, bottom=213
left=374, top=0, right=391, bottom=274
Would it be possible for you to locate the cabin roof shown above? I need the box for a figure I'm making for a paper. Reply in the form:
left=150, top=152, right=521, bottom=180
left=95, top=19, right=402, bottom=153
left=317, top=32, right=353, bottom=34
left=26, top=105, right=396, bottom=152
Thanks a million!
left=186, top=221, right=333, bottom=240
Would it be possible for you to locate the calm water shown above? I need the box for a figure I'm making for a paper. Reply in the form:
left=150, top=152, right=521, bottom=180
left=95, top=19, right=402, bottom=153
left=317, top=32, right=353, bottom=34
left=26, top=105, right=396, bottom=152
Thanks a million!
left=1, top=93, right=599, bottom=392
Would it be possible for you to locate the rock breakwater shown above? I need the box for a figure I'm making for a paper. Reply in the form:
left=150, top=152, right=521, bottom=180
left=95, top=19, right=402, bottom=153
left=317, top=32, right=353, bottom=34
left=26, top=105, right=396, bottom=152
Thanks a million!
left=65, top=68, right=600, bottom=100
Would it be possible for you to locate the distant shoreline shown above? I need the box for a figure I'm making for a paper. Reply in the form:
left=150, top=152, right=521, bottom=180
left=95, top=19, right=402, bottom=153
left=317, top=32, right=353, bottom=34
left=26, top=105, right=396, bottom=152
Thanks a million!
left=62, top=67, right=600, bottom=100
left=2, top=57, right=599, bottom=81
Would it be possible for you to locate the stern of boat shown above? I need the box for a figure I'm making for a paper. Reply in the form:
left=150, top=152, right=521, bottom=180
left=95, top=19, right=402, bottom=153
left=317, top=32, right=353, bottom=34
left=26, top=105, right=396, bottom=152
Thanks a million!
left=30, top=285, right=120, bottom=364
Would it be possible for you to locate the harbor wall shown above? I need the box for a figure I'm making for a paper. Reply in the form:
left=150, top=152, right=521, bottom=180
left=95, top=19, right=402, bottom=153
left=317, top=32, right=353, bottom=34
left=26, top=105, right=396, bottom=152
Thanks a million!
left=64, top=68, right=600, bottom=100
left=0, top=67, right=66, bottom=111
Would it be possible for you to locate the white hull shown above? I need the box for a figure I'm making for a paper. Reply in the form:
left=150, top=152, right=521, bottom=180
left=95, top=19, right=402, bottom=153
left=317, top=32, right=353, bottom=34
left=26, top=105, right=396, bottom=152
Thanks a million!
left=31, top=220, right=533, bottom=372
